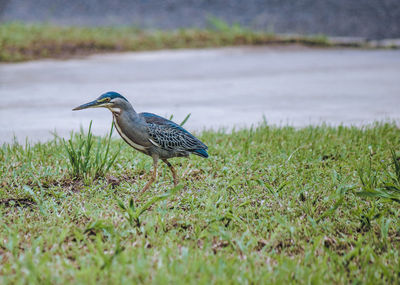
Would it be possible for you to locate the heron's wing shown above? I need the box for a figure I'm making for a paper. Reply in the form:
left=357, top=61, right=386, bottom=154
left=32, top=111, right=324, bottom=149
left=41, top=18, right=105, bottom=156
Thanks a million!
left=140, top=112, right=207, bottom=151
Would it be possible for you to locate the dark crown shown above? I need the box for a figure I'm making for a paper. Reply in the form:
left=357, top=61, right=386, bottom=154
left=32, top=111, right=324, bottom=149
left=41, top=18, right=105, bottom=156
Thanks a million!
left=98, top=91, right=128, bottom=101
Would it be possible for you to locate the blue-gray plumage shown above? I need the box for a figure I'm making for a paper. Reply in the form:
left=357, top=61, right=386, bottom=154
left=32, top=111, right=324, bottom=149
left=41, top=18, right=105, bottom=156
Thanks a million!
left=73, top=91, right=208, bottom=192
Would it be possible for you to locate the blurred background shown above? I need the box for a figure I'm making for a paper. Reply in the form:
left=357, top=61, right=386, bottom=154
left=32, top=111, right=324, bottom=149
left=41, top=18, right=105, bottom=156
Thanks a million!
left=0, top=0, right=399, bottom=144
left=1, top=0, right=400, bottom=38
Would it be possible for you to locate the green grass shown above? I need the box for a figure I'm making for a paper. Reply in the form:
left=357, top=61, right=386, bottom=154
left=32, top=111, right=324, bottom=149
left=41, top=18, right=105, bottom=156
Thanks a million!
left=0, top=19, right=338, bottom=62
left=1, top=122, right=400, bottom=284
left=63, top=121, right=121, bottom=179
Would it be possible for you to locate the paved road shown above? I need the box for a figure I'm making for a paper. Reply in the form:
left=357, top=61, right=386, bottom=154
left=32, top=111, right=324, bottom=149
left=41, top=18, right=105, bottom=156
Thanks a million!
left=1, top=46, right=399, bottom=144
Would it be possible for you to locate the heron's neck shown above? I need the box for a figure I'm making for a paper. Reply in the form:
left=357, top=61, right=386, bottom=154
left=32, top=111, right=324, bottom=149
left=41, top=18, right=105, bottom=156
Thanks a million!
left=110, top=100, right=137, bottom=119
left=113, top=101, right=147, bottom=137
left=123, top=100, right=137, bottom=115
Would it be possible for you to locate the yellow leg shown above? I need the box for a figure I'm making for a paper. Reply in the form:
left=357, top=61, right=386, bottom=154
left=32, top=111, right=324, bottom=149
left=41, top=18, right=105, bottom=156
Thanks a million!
left=162, top=159, right=179, bottom=186
left=141, top=156, right=158, bottom=193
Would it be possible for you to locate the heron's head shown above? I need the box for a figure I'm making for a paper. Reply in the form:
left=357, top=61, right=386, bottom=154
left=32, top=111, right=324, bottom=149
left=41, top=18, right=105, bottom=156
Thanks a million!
left=73, top=91, right=128, bottom=113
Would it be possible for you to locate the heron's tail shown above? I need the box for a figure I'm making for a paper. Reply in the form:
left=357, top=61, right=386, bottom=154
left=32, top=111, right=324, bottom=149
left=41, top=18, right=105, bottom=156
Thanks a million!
left=192, top=149, right=209, bottom=158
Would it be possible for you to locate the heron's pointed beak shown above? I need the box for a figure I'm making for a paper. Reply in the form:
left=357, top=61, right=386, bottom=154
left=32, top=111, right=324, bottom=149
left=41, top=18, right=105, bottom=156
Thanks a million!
left=72, top=100, right=102, bottom=111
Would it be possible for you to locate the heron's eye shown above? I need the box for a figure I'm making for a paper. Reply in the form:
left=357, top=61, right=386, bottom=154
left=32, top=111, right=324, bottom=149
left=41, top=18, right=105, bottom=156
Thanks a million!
left=98, top=97, right=111, bottom=103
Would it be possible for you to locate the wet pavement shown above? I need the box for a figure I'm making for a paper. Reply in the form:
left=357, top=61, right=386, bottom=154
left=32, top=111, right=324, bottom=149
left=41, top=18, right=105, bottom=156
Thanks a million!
left=0, top=46, right=399, bottom=144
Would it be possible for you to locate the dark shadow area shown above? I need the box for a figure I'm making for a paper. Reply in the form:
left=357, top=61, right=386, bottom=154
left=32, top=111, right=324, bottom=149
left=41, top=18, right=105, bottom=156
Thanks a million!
left=0, top=198, right=36, bottom=208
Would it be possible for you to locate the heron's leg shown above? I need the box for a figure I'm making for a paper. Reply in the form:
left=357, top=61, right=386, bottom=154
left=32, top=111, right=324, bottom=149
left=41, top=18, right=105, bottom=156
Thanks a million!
left=162, top=159, right=179, bottom=186
left=141, top=156, right=158, bottom=193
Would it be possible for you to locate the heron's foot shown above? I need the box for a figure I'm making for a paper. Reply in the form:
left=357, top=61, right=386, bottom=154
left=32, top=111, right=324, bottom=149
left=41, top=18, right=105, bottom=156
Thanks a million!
left=162, top=159, right=179, bottom=187
left=171, top=167, right=179, bottom=186
left=141, top=156, right=158, bottom=193
left=141, top=180, right=154, bottom=193
left=172, top=175, right=179, bottom=187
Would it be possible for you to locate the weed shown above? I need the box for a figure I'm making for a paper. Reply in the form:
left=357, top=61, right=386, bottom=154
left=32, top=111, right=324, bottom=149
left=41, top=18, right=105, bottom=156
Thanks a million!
left=63, top=121, right=121, bottom=179
left=116, top=185, right=183, bottom=228
left=358, top=148, right=400, bottom=203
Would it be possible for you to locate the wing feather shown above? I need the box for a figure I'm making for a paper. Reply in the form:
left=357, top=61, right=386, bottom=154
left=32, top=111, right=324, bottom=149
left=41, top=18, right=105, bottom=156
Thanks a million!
left=140, top=112, right=207, bottom=152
